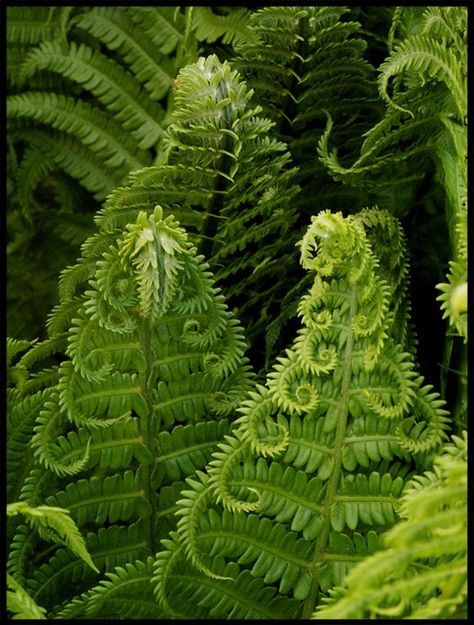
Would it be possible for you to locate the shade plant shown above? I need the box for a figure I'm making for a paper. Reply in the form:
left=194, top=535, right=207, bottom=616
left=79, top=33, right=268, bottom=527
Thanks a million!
left=6, top=5, right=468, bottom=620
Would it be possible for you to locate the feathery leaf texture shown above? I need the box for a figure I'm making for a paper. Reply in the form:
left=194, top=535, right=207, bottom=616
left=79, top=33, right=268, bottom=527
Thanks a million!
left=314, top=433, right=467, bottom=619
left=6, top=6, right=466, bottom=619
left=96, top=53, right=301, bottom=363
left=7, top=574, right=47, bottom=620
left=229, top=6, right=384, bottom=357
left=152, top=209, right=448, bottom=618
left=6, top=6, right=190, bottom=340
left=7, top=203, right=252, bottom=612
left=318, top=6, right=466, bottom=218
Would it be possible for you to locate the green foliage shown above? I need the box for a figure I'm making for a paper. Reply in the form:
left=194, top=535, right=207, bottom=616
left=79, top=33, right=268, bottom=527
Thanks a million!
left=151, top=210, right=450, bottom=618
left=97, top=53, right=300, bottom=366
left=6, top=500, right=98, bottom=618
left=314, top=432, right=467, bottom=619
left=7, top=574, right=47, bottom=620
left=7, top=203, right=252, bottom=615
left=6, top=5, right=468, bottom=621
left=7, top=501, right=98, bottom=573
left=6, top=6, right=250, bottom=340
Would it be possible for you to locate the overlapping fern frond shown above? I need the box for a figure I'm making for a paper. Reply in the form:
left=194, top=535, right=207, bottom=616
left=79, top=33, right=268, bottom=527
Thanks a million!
left=93, top=53, right=301, bottom=368
left=7, top=204, right=252, bottom=615
left=151, top=209, right=450, bottom=618
left=6, top=6, right=467, bottom=620
left=233, top=6, right=382, bottom=208
left=318, top=6, right=467, bottom=220
left=314, top=432, right=467, bottom=620
left=6, top=6, right=188, bottom=340
left=227, top=6, right=385, bottom=361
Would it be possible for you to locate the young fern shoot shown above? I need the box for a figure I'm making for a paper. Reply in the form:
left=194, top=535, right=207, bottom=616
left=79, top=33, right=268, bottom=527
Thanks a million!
left=152, top=209, right=450, bottom=619
left=7, top=205, right=252, bottom=618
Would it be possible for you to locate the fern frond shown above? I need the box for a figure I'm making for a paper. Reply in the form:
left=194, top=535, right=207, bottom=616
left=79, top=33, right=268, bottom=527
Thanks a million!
left=126, top=7, right=184, bottom=56
left=16, top=336, right=67, bottom=371
left=53, top=417, right=153, bottom=471
left=72, top=7, right=175, bottom=100
left=7, top=501, right=98, bottom=573
left=19, top=40, right=165, bottom=149
left=29, top=521, right=150, bottom=615
left=7, top=7, right=63, bottom=45
left=20, top=128, right=122, bottom=200
left=152, top=419, right=230, bottom=488
left=158, top=209, right=448, bottom=617
left=314, top=435, right=467, bottom=619
left=7, top=337, right=34, bottom=367
left=155, top=550, right=302, bottom=619
left=7, top=390, right=46, bottom=501
left=43, top=470, right=151, bottom=527
left=62, top=557, right=163, bottom=620
left=88, top=53, right=301, bottom=364
left=7, top=573, right=47, bottom=620
left=8, top=92, right=148, bottom=171
left=8, top=193, right=251, bottom=613
left=397, top=379, right=451, bottom=456
left=192, top=7, right=254, bottom=46
left=379, top=35, right=466, bottom=119
left=11, top=146, right=57, bottom=219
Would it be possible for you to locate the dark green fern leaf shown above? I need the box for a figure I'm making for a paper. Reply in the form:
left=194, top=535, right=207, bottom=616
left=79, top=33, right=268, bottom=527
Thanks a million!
left=7, top=204, right=252, bottom=613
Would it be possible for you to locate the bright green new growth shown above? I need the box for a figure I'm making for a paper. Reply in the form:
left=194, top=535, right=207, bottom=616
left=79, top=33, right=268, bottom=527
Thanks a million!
left=151, top=209, right=450, bottom=619
left=7, top=501, right=98, bottom=573
left=101, top=53, right=300, bottom=359
left=314, top=432, right=467, bottom=620
left=6, top=5, right=467, bottom=620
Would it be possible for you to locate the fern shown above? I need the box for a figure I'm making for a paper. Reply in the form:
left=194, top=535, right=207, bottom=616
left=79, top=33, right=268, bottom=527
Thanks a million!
left=6, top=7, right=191, bottom=340
left=94, top=53, right=301, bottom=368
left=152, top=209, right=450, bottom=618
left=314, top=432, right=467, bottom=619
left=8, top=92, right=149, bottom=172
left=6, top=7, right=468, bottom=619
left=7, top=204, right=252, bottom=614
left=6, top=500, right=97, bottom=617
left=318, top=6, right=467, bottom=417
left=229, top=6, right=385, bottom=359
left=7, top=574, right=47, bottom=620
left=192, top=7, right=254, bottom=47
left=319, top=7, right=466, bottom=215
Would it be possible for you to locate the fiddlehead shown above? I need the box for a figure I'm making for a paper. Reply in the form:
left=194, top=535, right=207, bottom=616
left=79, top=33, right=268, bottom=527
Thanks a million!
left=95, top=53, right=301, bottom=369
left=7, top=201, right=252, bottom=614
left=153, top=209, right=448, bottom=617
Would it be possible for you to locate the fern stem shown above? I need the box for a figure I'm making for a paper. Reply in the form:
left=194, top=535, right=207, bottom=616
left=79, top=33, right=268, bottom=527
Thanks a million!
left=302, top=286, right=357, bottom=617
left=139, top=316, right=156, bottom=553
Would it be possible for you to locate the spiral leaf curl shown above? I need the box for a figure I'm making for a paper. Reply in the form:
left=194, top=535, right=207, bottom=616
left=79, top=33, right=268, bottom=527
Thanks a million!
left=159, top=209, right=450, bottom=618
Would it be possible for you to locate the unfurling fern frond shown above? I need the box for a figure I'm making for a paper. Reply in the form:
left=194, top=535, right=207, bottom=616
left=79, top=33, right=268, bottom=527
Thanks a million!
left=96, top=53, right=301, bottom=368
left=152, top=209, right=448, bottom=618
left=6, top=6, right=191, bottom=340
left=229, top=6, right=384, bottom=360
left=7, top=203, right=252, bottom=614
